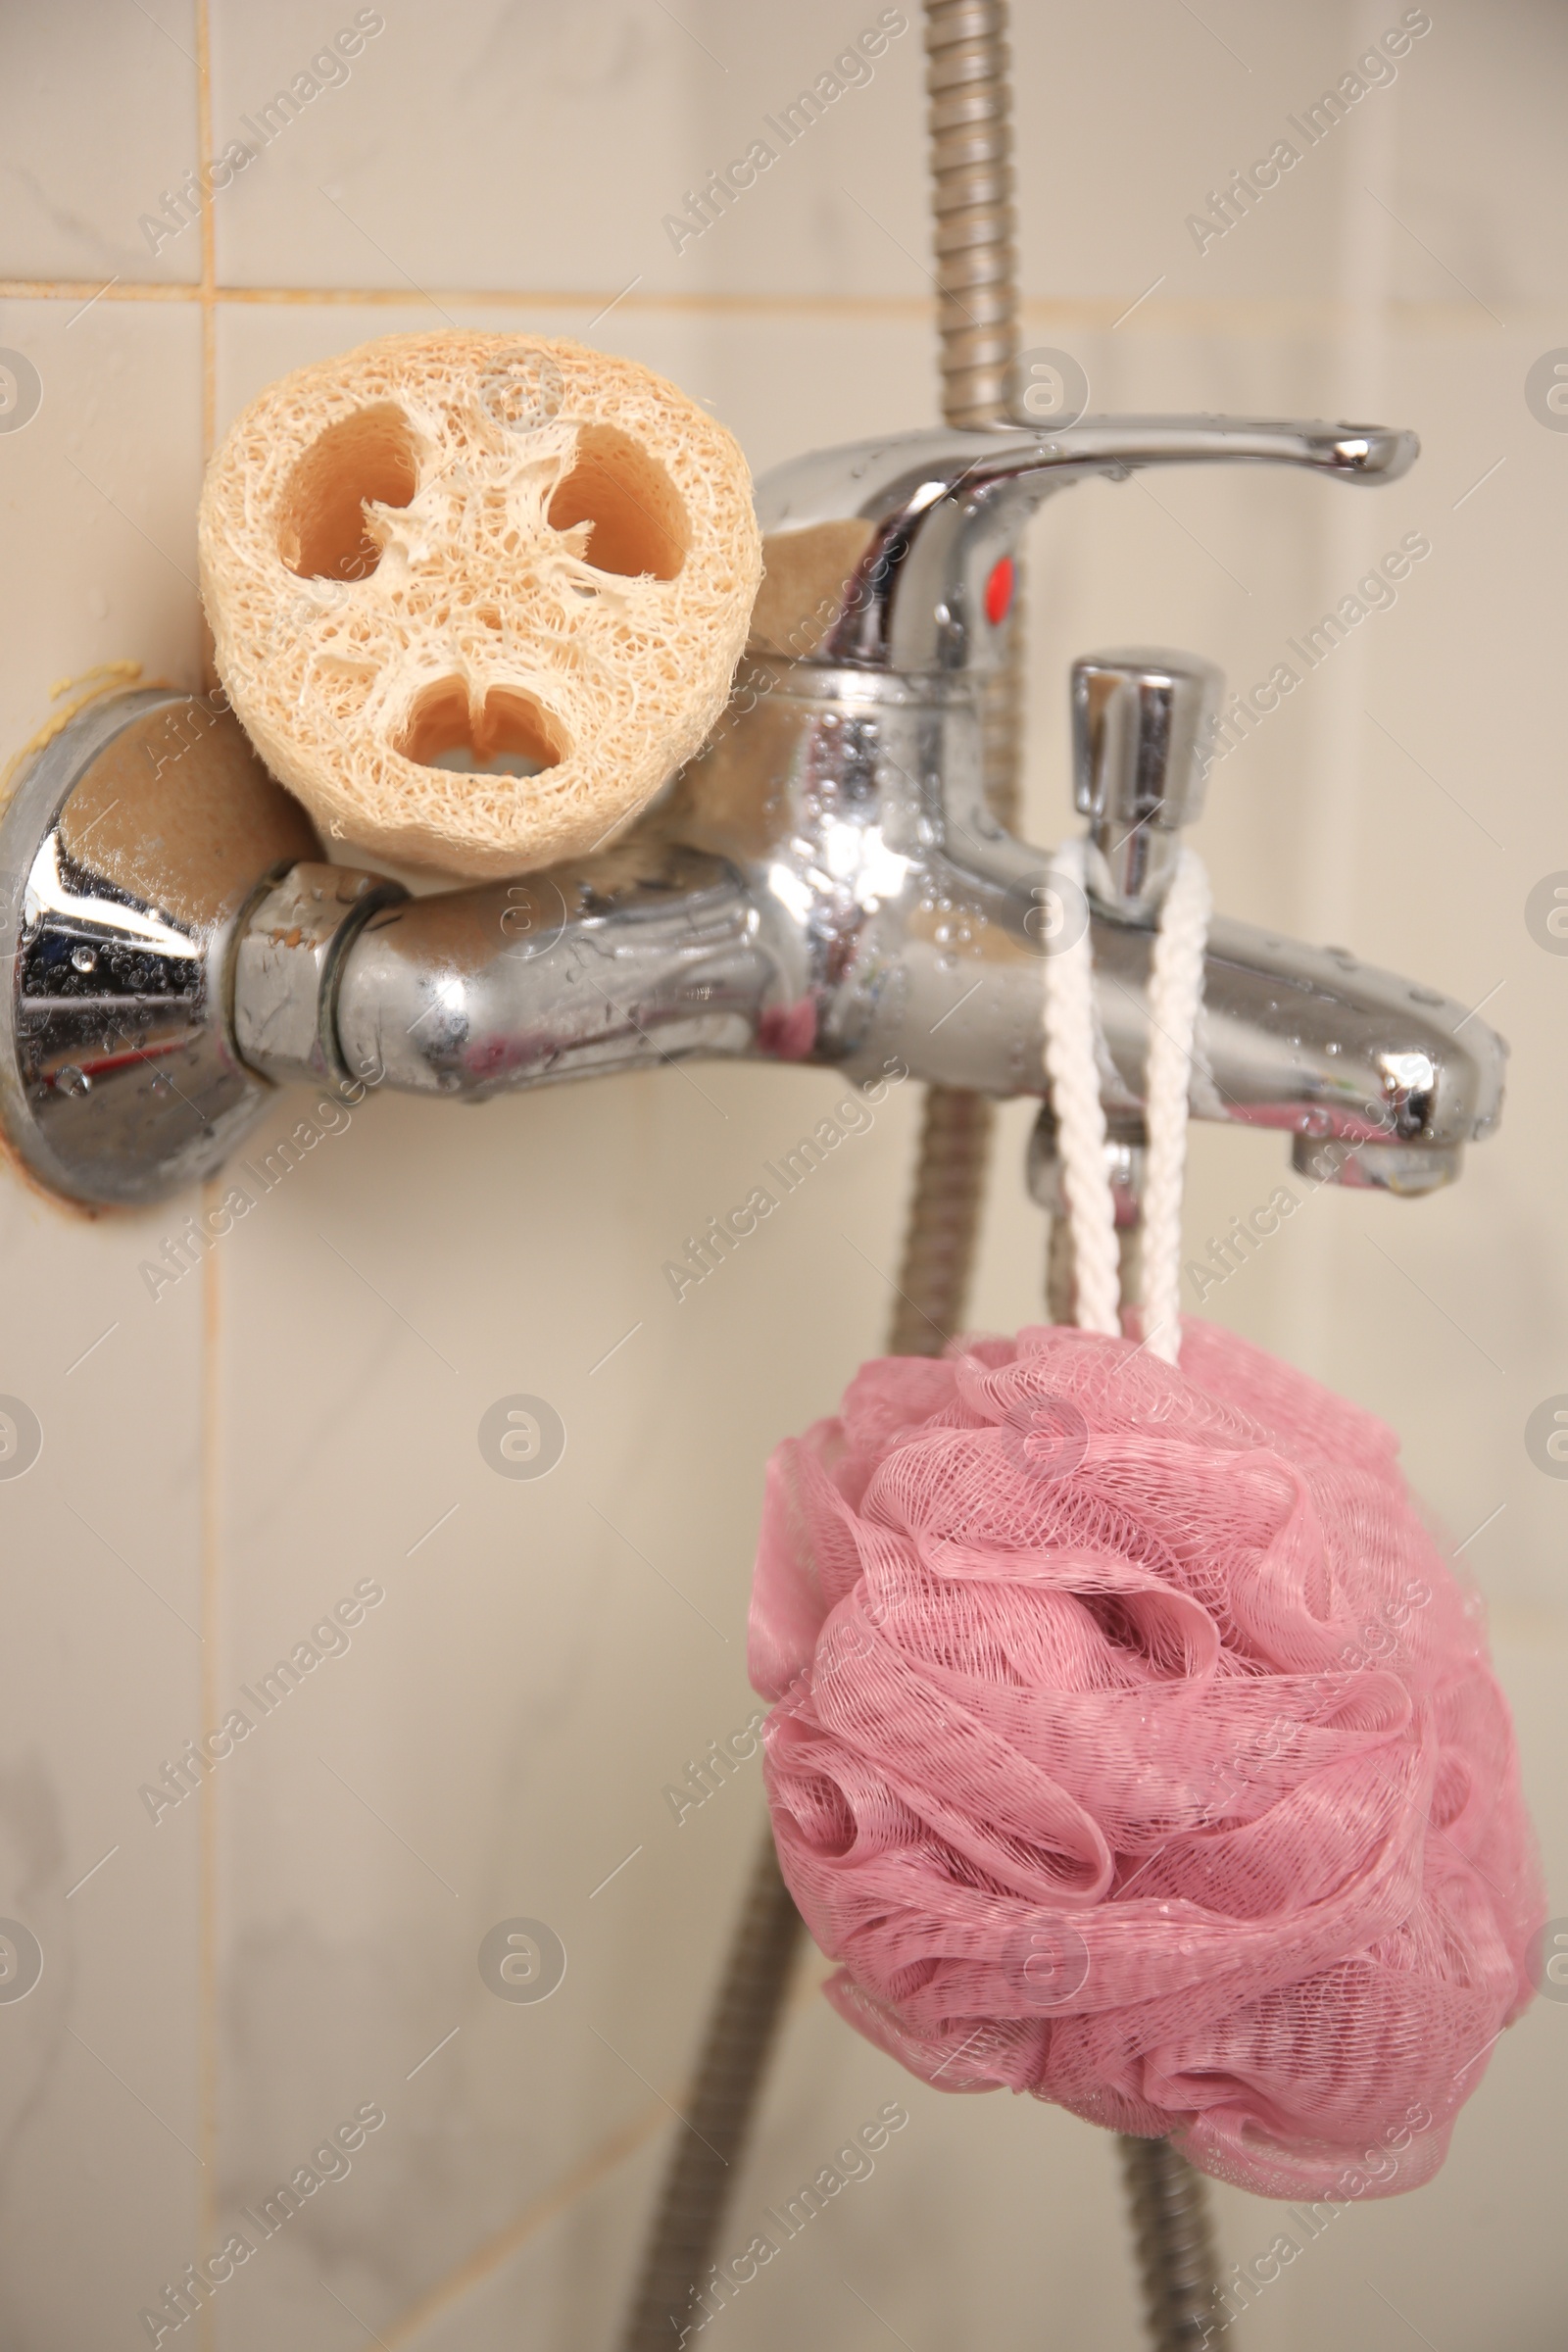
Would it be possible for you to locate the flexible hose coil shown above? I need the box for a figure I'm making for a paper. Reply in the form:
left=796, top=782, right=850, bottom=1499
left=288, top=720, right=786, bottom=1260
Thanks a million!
left=616, top=1831, right=803, bottom=2351
left=924, top=0, right=1020, bottom=431
left=1120, top=2135, right=1224, bottom=2350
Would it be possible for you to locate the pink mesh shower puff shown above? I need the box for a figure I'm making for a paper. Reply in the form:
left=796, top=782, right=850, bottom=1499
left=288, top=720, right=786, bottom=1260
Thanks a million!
left=749, top=1318, right=1543, bottom=2201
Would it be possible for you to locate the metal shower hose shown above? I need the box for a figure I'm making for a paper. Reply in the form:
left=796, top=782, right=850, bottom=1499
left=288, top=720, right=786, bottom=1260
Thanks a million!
left=616, top=9, right=1217, bottom=2344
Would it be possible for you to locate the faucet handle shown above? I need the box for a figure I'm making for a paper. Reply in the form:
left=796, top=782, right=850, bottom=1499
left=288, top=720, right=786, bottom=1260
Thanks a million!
left=752, top=418, right=1417, bottom=679
left=1071, top=647, right=1222, bottom=918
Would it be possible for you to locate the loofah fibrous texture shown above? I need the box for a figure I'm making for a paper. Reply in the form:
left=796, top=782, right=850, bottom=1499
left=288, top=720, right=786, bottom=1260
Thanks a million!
left=749, top=1319, right=1542, bottom=2200
left=199, top=332, right=762, bottom=878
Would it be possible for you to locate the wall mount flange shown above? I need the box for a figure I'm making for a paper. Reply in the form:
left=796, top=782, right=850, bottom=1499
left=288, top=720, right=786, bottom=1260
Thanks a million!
left=0, top=688, right=319, bottom=1210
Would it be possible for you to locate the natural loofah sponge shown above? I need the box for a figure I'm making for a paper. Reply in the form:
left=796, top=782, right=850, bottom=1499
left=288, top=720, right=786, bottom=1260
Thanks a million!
left=750, top=1319, right=1542, bottom=2202
left=198, top=332, right=761, bottom=878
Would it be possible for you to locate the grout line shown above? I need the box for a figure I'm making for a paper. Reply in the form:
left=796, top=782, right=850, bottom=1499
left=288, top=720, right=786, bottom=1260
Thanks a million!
left=195, top=0, right=219, bottom=693
left=0, top=278, right=934, bottom=311
left=0, top=278, right=201, bottom=301
left=197, top=1189, right=222, bottom=2352
left=0, top=280, right=1536, bottom=335
left=195, top=19, right=220, bottom=2348
left=375, top=2094, right=669, bottom=2348
left=196, top=0, right=216, bottom=458
left=375, top=1839, right=813, bottom=2347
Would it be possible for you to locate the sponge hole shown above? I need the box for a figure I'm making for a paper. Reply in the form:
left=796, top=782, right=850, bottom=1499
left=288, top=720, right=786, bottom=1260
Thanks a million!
left=400, top=678, right=565, bottom=779
left=278, top=404, right=419, bottom=582
left=548, top=422, right=688, bottom=581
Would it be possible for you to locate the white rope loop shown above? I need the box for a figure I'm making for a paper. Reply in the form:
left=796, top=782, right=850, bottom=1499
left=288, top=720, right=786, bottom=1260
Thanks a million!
left=1041, top=842, right=1212, bottom=1366
left=1039, top=840, right=1121, bottom=1339
left=1140, top=848, right=1212, bottom=1364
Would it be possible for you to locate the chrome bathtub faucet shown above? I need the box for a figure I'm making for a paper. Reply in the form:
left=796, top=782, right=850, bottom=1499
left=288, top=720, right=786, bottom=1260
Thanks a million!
left=0, top=414, right=1502, bottom=1210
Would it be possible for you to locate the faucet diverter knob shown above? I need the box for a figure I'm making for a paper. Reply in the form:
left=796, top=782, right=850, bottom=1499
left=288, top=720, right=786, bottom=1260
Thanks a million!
left=1071, top=647, right=1222, bottom=918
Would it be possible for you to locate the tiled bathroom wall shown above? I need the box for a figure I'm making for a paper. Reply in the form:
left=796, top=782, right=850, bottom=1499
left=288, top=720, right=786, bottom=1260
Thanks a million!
left=1, top=3, right=1565, bottom=2346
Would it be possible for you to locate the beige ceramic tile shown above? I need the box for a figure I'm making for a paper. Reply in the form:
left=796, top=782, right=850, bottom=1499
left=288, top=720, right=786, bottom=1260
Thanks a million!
left=0, top=4, right=202, bottom=286
left=1011, top=0, right=1567, bottom=314
left=207, top=0, right=706, bottom=295
left=0, top=297, right=208, bottom=742
left=199, top=0, right=1568, bottom=317
left=392, top=2132, right=668, bottom=2351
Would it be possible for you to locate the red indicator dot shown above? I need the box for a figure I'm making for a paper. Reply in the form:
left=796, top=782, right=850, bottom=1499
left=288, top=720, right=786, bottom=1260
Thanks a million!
left=985, top=555, right=1015, bottom=627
